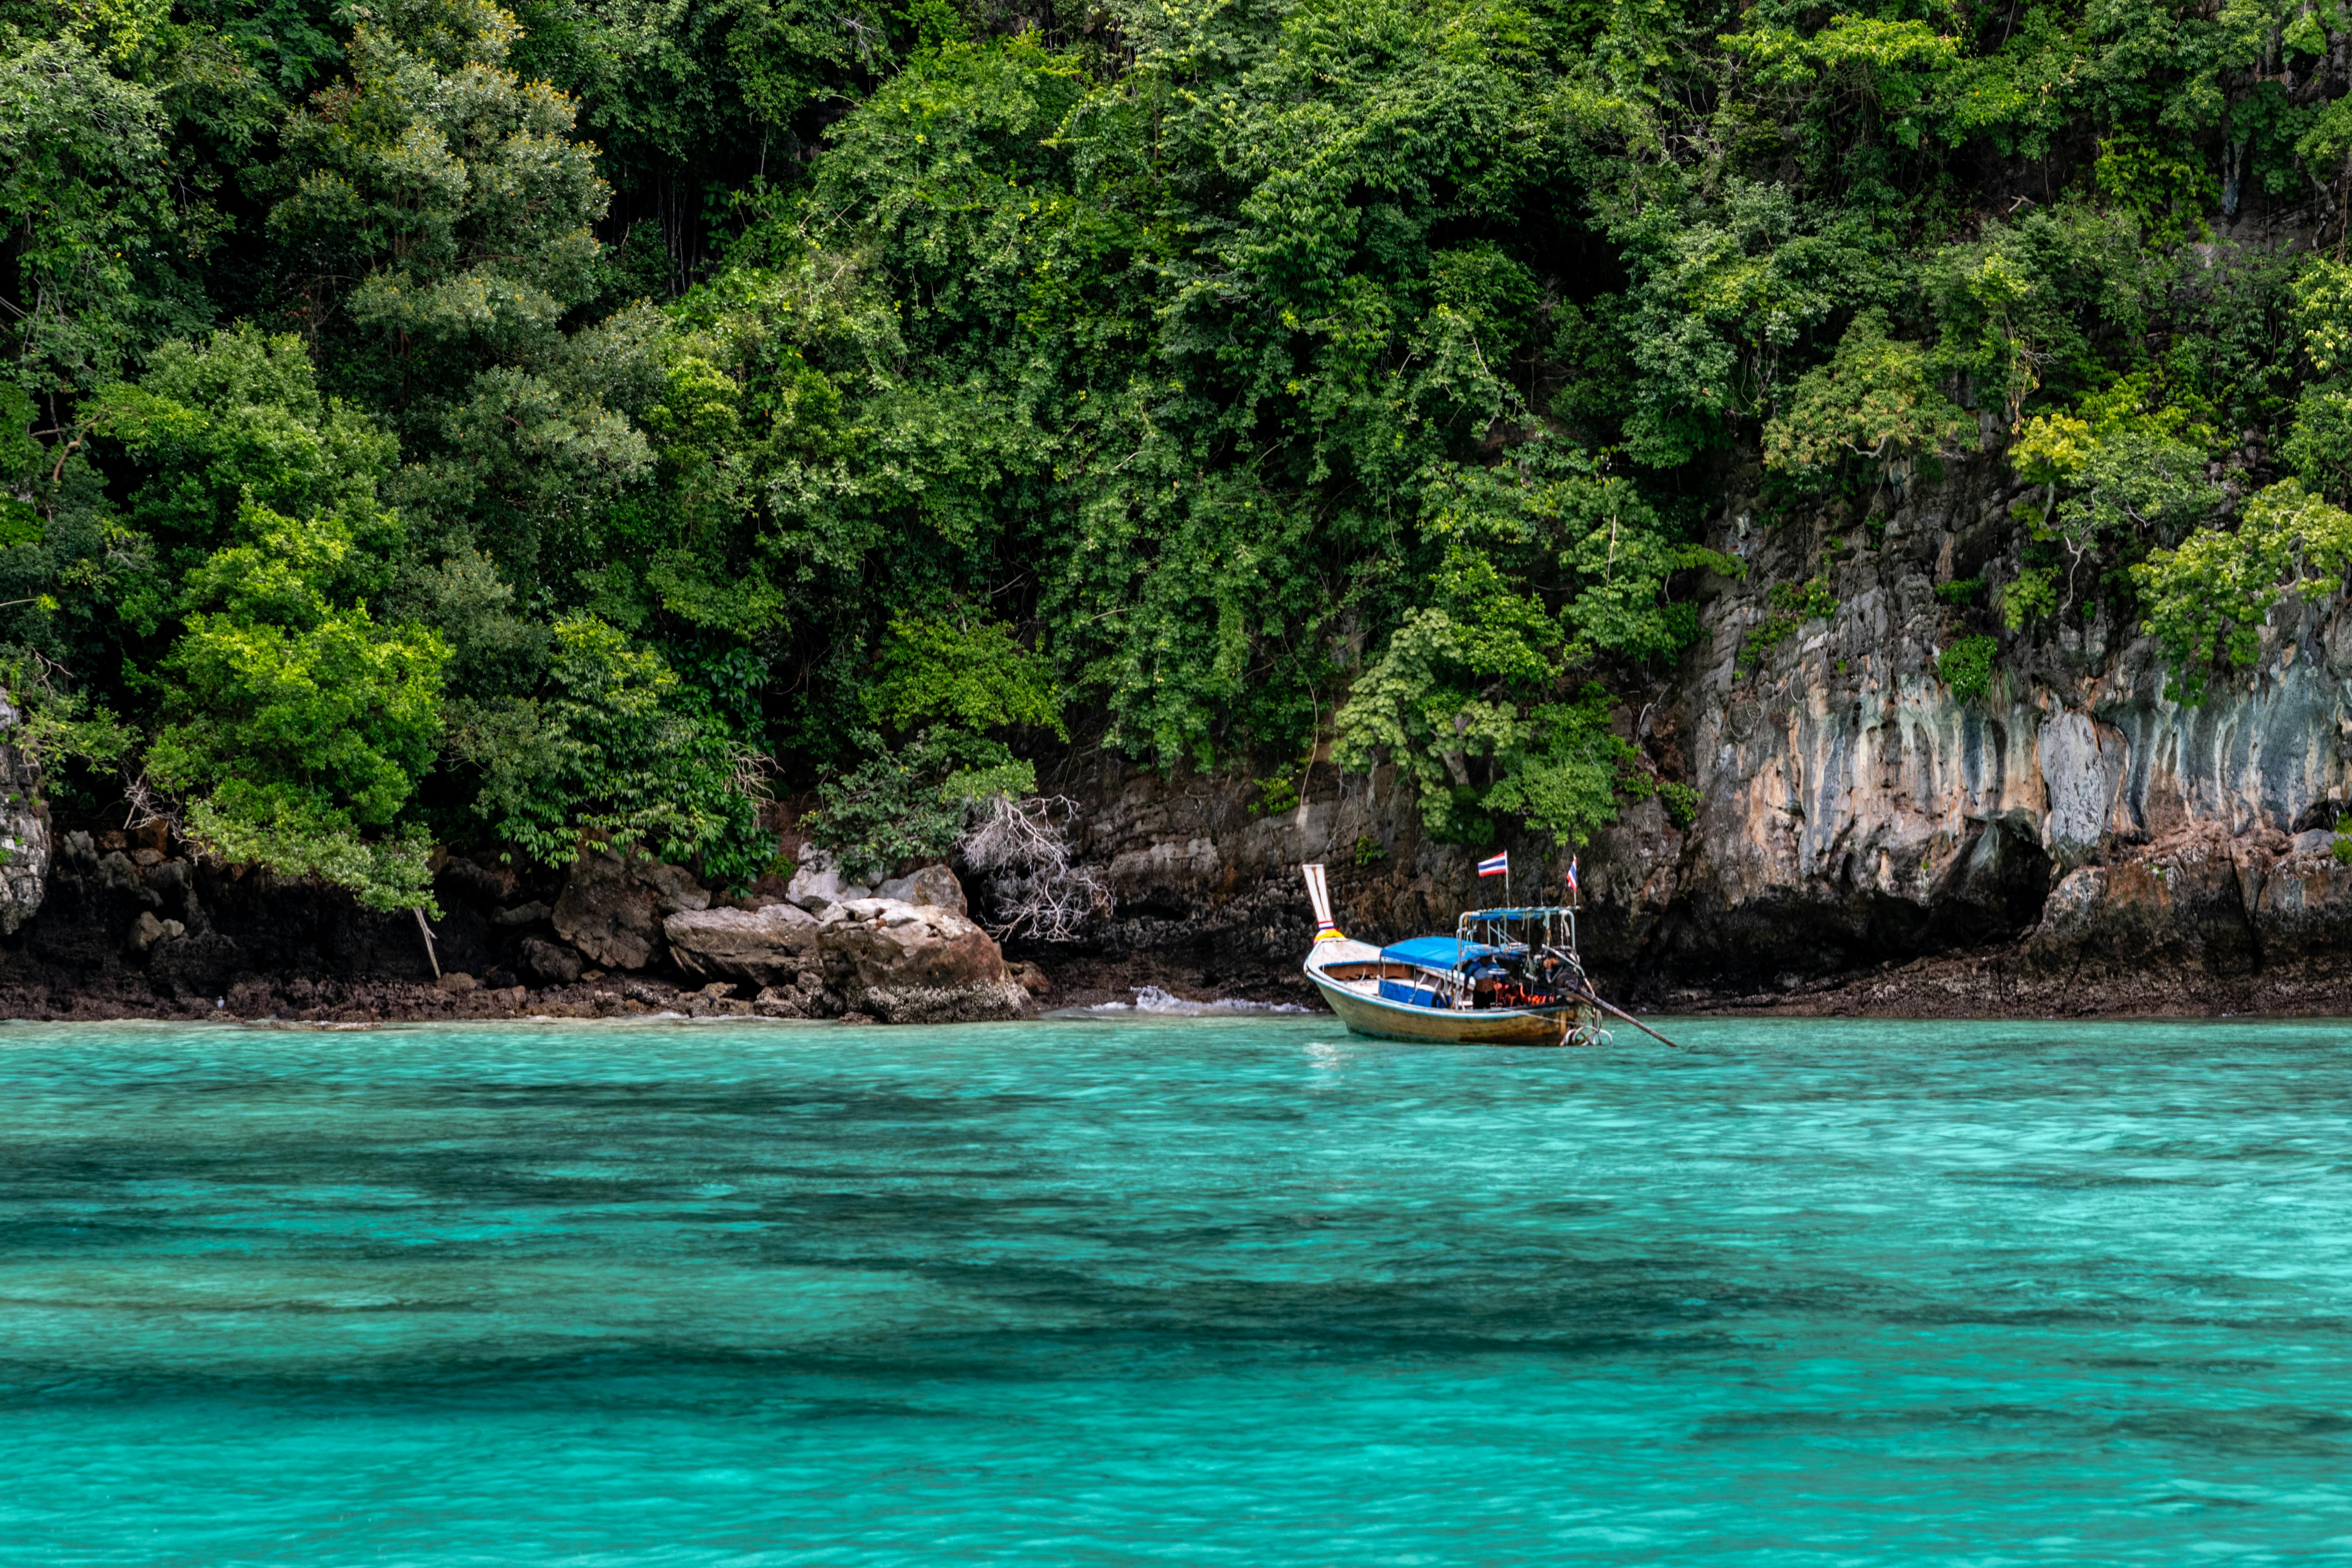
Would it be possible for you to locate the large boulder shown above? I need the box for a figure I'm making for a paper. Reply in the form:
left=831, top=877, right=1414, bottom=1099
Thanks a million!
left=819, top=896, right=1028, bottom=1023
left=551, top=845, right=709, bottom=970
left=2024, top=825, right=2259, bottom=976
left=2252, top=838, right=2352, bottom=965
left=665, top=867, right=1022, bottom=1023
left=663, top=902, right=822, bottom=986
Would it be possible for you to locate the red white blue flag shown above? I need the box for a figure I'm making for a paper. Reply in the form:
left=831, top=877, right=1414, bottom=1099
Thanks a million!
left=1566, top=856, right=1579, bottom=895
left=1477, top=852, right=1509, bottom=878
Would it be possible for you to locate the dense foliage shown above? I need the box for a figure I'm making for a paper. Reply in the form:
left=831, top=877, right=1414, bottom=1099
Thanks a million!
left=12, top=0, right=2352, bottom=897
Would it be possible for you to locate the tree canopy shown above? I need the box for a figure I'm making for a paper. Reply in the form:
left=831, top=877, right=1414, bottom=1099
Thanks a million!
left=6, top=0, right=2350, bottom=893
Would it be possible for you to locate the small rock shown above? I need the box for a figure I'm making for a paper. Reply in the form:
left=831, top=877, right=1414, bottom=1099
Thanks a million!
left=519, top=936, right=583, bottom=985
left=131, top=848, right=165, bottom=868
left=435, top=972, right=478, bottom=995
left=491, top=901, right=552, bottom=927
left=125, top=910, right=165, bottom=958
left=698, top=980, right=737, bottom=998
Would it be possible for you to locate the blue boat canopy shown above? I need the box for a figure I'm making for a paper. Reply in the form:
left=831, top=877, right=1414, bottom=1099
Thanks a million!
left=1381, top=936, right=1506, bottom=971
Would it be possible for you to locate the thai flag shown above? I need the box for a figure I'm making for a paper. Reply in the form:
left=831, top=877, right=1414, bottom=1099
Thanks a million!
left=1566, top=856, right=1579, bottom=895
left=1477, top=852, right=1509, bottom=878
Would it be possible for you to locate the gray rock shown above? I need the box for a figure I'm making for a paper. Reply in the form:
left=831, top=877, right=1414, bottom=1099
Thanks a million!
left=0, top=693, right=47, bottom=935
left=125, top=910, right=169, bottom=957
left=786, top=851, right=873, bottom=910
left=877, top=864, right=967, bottom=915
left=817, top=896, right=1027, bottom=1023
left=491, top=901, right=552, bottom=927
left=662, top=903, right=821, bottom=986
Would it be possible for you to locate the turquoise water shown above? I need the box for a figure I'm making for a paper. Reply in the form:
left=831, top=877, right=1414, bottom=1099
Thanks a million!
left=3, top=1016, right=2350, bottom=1565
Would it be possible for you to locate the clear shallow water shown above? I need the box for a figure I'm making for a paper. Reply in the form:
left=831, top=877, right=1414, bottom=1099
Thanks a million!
left=3, top=1017, right=2349, bottom=1566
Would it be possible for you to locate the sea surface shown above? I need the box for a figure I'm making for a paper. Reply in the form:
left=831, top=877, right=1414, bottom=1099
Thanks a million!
left=2, top=1013, right=2349, bottom=1565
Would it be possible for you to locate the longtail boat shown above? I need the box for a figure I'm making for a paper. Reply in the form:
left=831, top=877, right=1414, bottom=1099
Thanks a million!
left=1297, top=863, right=1675, bottom=1048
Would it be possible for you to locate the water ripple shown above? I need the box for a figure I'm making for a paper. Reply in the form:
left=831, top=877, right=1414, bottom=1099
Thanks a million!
left=0, top=1015, right=2348, bottom=1564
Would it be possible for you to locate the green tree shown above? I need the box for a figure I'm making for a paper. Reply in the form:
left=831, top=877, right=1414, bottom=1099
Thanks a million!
left=451, top=613, right=769, bottom=881
left=1334, top=442, right=1729, bottom=846
left=149, top=505, right=448, bottom=910
left=1763, top=310, right=1969, bottom=490
left=0, top=28, right=171, bottom=398
left=2135, top=480, right=2352, bottom=703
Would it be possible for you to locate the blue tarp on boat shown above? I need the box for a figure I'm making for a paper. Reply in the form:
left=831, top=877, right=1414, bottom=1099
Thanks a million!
left=1380, top=937, right=1505, bottom=971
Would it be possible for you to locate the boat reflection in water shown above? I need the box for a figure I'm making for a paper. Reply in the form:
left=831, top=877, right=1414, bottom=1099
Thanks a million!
left=1297, top=863, right=1674, bottom=1048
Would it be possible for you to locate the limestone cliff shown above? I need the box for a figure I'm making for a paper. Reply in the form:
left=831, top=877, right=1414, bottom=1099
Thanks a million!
left=1029, top=454, right=2352, bottom=1013
left=5, top=450, right=2352, bottom=1017
left=0, top=695, right=46, bottom=936
left=1629, top=457, right=2352, bottom=994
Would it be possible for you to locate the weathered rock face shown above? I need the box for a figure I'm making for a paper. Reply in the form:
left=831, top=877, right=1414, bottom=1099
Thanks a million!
left=663, top=902, right=820, bottom=986
left=550, top=845, right=709, bottom=970
left=819, top=895, right=1028, bottom=1023
left=1021, top=452, right=2352, bottom=1004
left=0, top=695, right=47, bottom=934
left=666, top=865, right=1026, bottom=1023
left=1621, top=455, right=2352, bottom=988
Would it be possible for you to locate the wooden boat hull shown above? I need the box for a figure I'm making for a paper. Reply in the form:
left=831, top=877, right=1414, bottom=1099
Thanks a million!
left=1306, top=970, right=1576, bottom=1045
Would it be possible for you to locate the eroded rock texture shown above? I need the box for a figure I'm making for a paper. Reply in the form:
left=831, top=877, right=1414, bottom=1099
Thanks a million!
left=1029, top=455, right=2352, bottom=1008
left=665, top=870, right=1026, bottom=1023
left=0, top=695, right=47, bottom=934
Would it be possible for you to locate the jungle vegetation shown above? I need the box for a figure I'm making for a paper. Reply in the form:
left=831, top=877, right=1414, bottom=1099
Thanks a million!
left=8, top=0, right=2352, bottom=905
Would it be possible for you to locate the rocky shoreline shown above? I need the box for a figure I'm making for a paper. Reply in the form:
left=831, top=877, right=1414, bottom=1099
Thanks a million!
left=14, top=920, right=2352, bottom=1025
left=12, top=442, right=2352, bottom=1022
